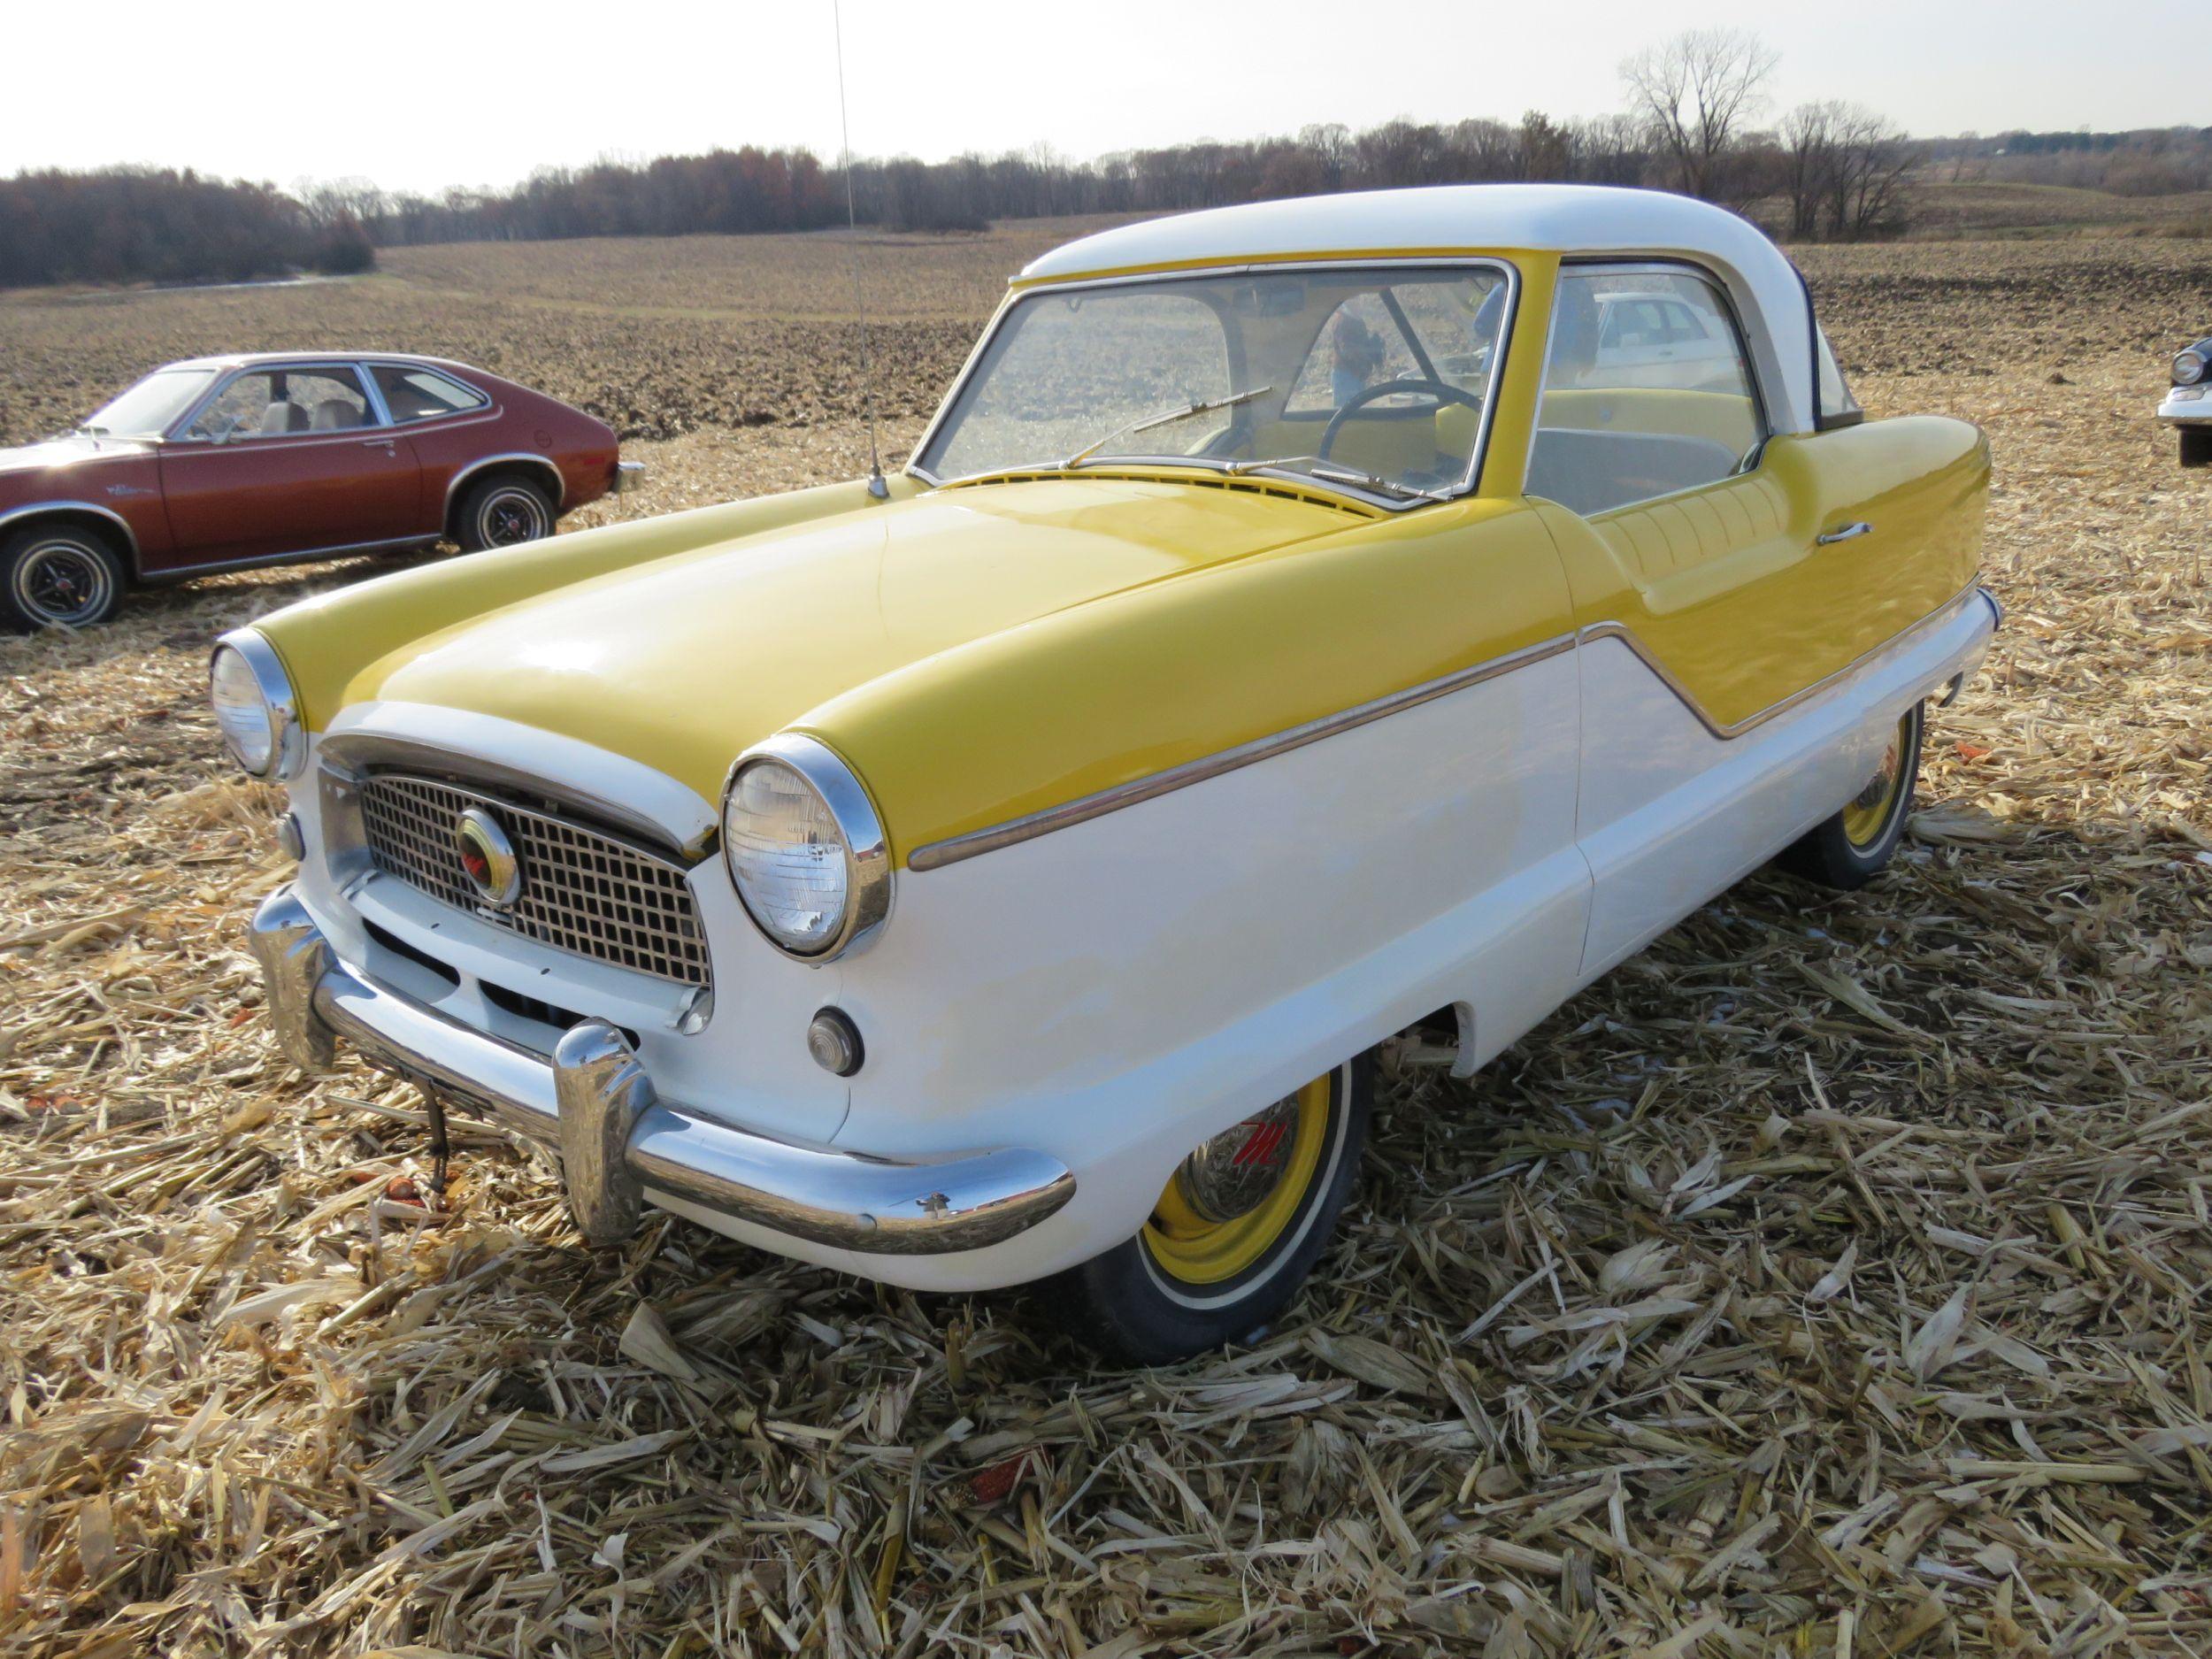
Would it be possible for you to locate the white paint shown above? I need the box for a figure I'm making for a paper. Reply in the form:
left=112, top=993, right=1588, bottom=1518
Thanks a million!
left=1021, top=186, right=1817, bottom=434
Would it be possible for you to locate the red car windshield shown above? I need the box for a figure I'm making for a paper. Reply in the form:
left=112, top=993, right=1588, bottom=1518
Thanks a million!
left=79, top=368, right=217, bottom=438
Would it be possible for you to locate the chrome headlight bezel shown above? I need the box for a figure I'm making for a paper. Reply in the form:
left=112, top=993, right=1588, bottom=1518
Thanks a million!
left=719, top=734, right=891, bottom=964
left=2176, top=349, right=2207, bottom=387
left=209, top=628, right=304, bottom=780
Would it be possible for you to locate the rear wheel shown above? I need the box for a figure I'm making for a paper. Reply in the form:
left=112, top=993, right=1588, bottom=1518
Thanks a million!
left=2, top=523, right=126, bottom=631
left=1051, top=1052, right=1371, bottom=1365
left=453, top=473, right=556, bottom=553
left=1776, top=700, right=1924, bottom=890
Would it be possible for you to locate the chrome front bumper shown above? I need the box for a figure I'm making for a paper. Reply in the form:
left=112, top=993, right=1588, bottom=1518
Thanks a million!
left=2157, top=391, right=2210, bottom=426
left=247, top=887, right=1074, bottom=1253
left=613, top=459, right=649, bottom=492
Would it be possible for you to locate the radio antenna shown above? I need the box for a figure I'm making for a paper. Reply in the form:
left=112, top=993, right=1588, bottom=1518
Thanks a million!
left=832, top=0, right=888, bottom=500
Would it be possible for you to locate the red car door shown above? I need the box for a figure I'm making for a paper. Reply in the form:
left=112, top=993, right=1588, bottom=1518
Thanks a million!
left=155, top=365, right=424, bottom=569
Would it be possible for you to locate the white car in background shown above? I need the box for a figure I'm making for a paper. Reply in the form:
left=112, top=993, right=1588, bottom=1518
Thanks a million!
left=1588, top=287, right=1751, bottom=392
left=2162, top=336, right=2210, bottom=466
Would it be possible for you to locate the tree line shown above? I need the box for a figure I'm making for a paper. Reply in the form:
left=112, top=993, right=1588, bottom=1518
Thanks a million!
left=10, top=29, right=2203, bottom=290
left=0, top=168, right=373, bottom=288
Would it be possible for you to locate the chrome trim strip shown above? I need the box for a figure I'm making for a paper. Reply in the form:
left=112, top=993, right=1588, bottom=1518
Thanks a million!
left=250, top=888, right=1075, bottom=1255
left=211, top=626, right=306, bottom=780
left=442, top=452, right=567, bottom=519
left=0, top=499, right=142, bottom=567
left=907, top=632, right=1578, bottom=872
left=906, top=582, right=1996, bottom=873
left=142, top=533, right=438, bottom=583
left=1578, top=581, right=1990, bottom=741
left=721, top=733, right=894, bottom=963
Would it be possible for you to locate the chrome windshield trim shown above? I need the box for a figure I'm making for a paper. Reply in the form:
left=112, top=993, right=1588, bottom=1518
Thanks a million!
left=907, top=631, right=1578, bottom=872
left=909, top=256, right=1521, bottom=509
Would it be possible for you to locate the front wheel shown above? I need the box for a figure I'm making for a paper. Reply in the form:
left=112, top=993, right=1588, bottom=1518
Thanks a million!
left=1050, top=1053, right=1372, bottom=1365
left=1776, top=700, right=1924, bottom=890
left=2, top=524, right=127, bottom=632
left=453, top=473, right=556, bottom=553
left=2181, top=428, right=2211, bottom=469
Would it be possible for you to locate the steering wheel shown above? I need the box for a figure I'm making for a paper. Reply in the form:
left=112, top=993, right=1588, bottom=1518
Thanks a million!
left=1318, top=377, right=1484, bottom=462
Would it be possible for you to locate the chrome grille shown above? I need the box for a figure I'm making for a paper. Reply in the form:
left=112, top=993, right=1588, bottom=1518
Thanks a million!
left=356, top=772, right=710, bottom=987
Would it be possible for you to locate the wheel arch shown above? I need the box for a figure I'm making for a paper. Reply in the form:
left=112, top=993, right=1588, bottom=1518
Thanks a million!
left=0, top=501, right=141, bottom=579
left=442, top=455, right=566, bottom=536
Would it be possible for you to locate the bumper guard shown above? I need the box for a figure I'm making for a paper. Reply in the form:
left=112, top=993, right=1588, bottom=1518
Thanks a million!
left=247, top=887, right=1074, bottom=1253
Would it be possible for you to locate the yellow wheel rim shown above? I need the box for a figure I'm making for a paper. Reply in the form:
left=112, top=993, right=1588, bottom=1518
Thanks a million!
left=1141, top=1075, right=1333, bottom=1286
left=1841, top=712, right=1912, bottom=849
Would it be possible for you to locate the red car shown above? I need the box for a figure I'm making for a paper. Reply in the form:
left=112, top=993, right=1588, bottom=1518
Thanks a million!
left=0, top=352, right=641, bottom=630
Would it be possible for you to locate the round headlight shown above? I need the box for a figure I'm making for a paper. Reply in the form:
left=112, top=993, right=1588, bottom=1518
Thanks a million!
left=2177, top=349, right=2207, bottom=387
left=209, top=631, right=301, bottom=779
left=720, top=735, right=890, bottom=962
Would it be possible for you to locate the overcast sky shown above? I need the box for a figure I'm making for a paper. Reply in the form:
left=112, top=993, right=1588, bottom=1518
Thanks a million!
left=4, top=0, right=2201, bottom=196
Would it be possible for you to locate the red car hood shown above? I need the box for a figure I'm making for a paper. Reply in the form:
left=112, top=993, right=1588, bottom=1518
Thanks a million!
left=0, top=435, right=156, bottom=478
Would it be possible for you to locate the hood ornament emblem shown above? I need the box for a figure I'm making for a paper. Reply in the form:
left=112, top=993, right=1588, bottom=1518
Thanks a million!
left=454, top=807, right=522, bottom=910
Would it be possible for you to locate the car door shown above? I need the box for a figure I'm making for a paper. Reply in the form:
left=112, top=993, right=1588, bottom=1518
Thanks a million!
left=1525, top=262, right=1840, bottom=975
left=156, top=365, right=422, bottom=568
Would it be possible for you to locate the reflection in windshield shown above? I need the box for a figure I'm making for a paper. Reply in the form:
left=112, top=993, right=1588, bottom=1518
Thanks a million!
left=76, top=368, right=218, bottom=440
left=918, top=265, right=1512, bottom=502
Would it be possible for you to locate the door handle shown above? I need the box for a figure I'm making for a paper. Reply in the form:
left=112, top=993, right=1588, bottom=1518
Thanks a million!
left=363, top=437, right=396, bottom=449
left=1816, top=521, right=1873, bottom=546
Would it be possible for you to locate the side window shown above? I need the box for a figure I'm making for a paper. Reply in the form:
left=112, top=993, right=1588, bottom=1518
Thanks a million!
left=1527, top=268, right=1766, bottom=518
left=1815, top=329, right=1863, bottom=429
left=373, top=365, right=488, bottom=423
left=184, top=368, right=373, bottom=442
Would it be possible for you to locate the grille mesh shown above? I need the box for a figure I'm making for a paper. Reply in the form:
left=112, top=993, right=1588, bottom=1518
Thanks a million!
left=356, top=772, right=710, bottom=986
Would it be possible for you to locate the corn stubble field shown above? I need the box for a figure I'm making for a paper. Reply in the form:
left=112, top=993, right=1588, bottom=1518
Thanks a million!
left=1, top=221, right=2209, bottom=1657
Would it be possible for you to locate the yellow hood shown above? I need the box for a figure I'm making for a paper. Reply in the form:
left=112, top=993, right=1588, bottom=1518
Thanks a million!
left=352, top=475, right=1359, bottom=802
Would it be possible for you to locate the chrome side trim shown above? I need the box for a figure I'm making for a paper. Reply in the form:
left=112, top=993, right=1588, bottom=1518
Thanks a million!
left=251, top=888, right=1076, bottom=1255
left=443, top=452, right=566, bottom=520
left=0, top=500, right=142, bottom=567
left=906, top=632, right=1578, bottom=872
left=1578, top=581, right=1989, bottom=741
left=142, top=533, right=438, bottom=583
left=906, top=581, right=1996, bottom=873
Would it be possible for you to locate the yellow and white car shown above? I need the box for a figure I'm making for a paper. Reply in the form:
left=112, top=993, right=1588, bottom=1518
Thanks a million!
left=221, top=186, right=1996, bottom=1363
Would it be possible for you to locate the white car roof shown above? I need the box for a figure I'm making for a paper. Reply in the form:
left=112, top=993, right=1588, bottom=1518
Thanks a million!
left=1020, top=185, right=1817, bottom=434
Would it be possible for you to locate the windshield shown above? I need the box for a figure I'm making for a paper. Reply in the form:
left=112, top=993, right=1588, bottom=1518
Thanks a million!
left=918, top=263, right=1513, bottom=502
left=78, top=368, right=218, bottom=438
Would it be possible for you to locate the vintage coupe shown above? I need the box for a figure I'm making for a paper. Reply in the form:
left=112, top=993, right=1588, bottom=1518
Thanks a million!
left=224, top=187, right=1995, bottom=1363
left=2163, top=336, right=2211, bottom=466
left=2, top=352, right=640, bottom=630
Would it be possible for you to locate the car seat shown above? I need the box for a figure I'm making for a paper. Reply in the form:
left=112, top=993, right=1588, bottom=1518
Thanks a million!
left=309, top=399, right=361, bottom=431
left=260, top=401, right=311, bottom=435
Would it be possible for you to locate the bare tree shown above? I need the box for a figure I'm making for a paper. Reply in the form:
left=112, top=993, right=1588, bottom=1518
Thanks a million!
left=1782, top=102, right=1919, bottom=239
left=1620, top=27, right=1778, bottom=201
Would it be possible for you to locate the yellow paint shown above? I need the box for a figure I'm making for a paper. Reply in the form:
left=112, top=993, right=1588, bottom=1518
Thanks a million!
left=321, top=474, right=1373, bottom=807
left=1533, top=416, right=1989, bottom=730
left=800, top=492, right=1575, bottom=862
left=1141, top=1075, right=1331, bottom=1285
left=1842, top=710, right=1912, bottom=846
left=257, top=475, right=927, bottom=733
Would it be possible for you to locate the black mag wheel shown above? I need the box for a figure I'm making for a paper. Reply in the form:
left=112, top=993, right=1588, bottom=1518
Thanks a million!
left=455, top=474, right=556, bottom=553
left=2, top=525, right=126, bottom=631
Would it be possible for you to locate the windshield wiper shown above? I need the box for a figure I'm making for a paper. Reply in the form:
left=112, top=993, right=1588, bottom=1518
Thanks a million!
left=1060, top=386, right=1274, bottom=470
left=75, top=424, right=110, bottom=438
left=1227, top=455, right=1452, bottom=503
